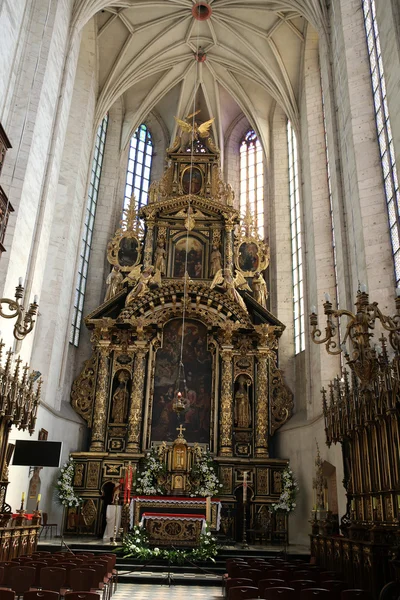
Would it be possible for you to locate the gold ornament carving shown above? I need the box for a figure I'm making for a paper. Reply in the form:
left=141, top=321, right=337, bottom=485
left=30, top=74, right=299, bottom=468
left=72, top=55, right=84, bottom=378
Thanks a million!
left=270, top=357, right=294, bottom=434
left=273, top=470, right=282, bottom=494
left=90, top=346, right=110, bottom=451
left=255, top=354, right=269, bottom=456
left=234, top=200, right=270, bottom=277
left=71, top=358, right=96, bottom=426
left=81, top=499, right=97, bottom=527
left=126, top=348, right=148, bottom=452
left=73, top=463, right=84, bottom=487
left=87, top=462, right=100, bottom=488
left=257, top=468, right=269, bottom=495
left=220, top=466, right=233, bottom=494
left=219, top=349, right=233, bottom=456
left=106, top=196, right=143, bottom=274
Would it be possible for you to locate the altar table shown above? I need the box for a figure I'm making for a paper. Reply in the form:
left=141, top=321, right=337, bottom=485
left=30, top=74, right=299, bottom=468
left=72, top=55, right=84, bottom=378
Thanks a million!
left=140, top=512, right=206, bottom=547
left=130, top=496, right=221, bottom=531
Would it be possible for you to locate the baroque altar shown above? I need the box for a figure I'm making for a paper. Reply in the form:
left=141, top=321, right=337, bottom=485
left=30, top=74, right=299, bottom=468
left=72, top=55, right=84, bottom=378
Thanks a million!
left=68, top=123, right=293, bottom=541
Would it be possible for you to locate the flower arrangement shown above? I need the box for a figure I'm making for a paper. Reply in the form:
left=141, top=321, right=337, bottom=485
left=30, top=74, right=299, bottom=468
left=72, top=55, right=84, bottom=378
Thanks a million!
left=123, top=523, right=219, bottom=564
left=133, top=447, right=166, bottom=495
left=271, top=467, right=298, bottom=513
left=56, top=457, right=82, bottom=507
left=189, top=448, right=222, bottom=497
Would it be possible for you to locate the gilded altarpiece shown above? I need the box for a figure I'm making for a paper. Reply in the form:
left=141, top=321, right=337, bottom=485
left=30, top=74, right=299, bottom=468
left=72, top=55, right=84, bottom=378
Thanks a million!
left=69, top=130, right=293, bottom=539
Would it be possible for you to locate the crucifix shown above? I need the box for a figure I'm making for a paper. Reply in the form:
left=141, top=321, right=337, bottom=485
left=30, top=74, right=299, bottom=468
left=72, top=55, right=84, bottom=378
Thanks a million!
left=176, top=424, right=186, bottom=437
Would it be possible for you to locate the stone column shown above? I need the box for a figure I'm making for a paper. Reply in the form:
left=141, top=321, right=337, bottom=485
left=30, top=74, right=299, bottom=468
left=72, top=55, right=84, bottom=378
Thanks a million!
left=90, top=345, right=110, bottom=451
left=255, top=351, right=269, bottom=457
left=219, top=347, right=234, bottom=456
left=126, top=344, right=148, bottom=452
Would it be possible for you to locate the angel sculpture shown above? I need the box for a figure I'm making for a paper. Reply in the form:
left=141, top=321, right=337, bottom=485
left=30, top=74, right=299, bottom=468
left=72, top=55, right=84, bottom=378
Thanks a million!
left=252, top=271, right=269, bottom=308
left=210, top=268, right=251, bottom=313
left=124, top=265, right=161, bottom=306
left=174, top=111, right=215, bottom=153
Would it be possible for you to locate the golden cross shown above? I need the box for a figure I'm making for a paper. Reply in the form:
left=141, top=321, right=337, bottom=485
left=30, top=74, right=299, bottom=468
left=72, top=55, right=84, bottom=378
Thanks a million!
left=177, top=424, right=186, bottom=436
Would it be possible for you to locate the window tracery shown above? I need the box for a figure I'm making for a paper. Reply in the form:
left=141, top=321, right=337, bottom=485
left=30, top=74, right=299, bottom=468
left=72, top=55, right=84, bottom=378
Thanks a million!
left=239, top=129, right=264, bottom=239
left=70, top=114, right=108, bottom=347
left=124, top=123, right=153, bottom=213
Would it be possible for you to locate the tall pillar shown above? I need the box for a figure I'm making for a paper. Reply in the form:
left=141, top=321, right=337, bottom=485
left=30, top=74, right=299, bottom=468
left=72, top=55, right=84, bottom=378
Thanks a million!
left=90, top=345, right=110, bottom=451
left=224, top=218, right=234, bottom=271
left=255, top=351, right=269, bottom=457
left=126, top=344, right=148, bottom=452
left=219, top=347, right=233, bottom=456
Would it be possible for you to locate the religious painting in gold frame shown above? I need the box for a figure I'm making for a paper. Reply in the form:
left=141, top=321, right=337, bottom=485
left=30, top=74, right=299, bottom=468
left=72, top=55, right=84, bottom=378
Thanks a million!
left=181, top=165, right=204, bottom=195
left=106, top=196, right=143, bottom=273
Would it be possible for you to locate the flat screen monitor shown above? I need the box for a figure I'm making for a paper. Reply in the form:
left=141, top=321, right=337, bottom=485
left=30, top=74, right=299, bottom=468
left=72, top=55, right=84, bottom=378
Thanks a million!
left=12, top=440, right=62, bottom=467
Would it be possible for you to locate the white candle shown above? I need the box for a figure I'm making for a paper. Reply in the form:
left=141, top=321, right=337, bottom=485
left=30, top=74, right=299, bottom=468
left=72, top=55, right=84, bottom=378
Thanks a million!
left=34, top=295, right=38, bottom=304
left=324, top=293, right=331, bottom=302
left=311, top=305, right=317, bottom=314
left=396, top=287, right=400, bottom=298
left=360, top=283, right=367, bottom=293
left=206, top=496, right=211, bottom=524
left=18, top=277, right=23, bottom=286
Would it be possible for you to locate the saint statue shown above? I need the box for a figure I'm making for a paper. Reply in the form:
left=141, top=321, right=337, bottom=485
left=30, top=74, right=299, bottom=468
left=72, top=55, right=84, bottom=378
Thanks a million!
left=104, top=266, right=124, bottom=302
left=154, top=238, right=166, bottom=275
left=234, top=375, right=251, bottom=428
left=210, top=244, right=222, bottom=277
left=111, top=371, right=129, bottom=423
left=252, top=271, right=268, bottom=308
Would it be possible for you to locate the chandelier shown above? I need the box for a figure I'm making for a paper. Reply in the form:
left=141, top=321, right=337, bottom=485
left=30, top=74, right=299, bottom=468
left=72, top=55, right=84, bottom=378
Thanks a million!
left=310, top=286, right=400, bottom=388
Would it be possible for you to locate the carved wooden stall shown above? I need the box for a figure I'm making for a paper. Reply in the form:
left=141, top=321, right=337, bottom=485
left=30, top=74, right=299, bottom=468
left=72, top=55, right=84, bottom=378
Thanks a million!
left=69, top=126, right=293, bottom=540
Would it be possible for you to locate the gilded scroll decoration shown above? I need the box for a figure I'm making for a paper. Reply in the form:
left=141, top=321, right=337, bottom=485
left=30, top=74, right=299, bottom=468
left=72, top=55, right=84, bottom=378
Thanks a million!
left=219, top=349, right=234, bottom=456
left=270, top=357, right=294, bottom=435
left=255, top=353, right=269, bottom=456
left=71, top=357, right=96, bottom=427
left=107, top=196, right=143, bottom=274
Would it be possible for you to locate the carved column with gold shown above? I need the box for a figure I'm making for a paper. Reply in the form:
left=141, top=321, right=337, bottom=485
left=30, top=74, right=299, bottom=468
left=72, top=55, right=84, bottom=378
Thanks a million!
left=255, top=351, right=269, bottom=457
left=219, top=347, right=234, bottom=456
left=90, top=344, right=110, bottom=451
left=224, top=217, right=234, bottom=270
left=126, top=343, right=148, bottom=452
left=143, top=211, right=156, bottom=268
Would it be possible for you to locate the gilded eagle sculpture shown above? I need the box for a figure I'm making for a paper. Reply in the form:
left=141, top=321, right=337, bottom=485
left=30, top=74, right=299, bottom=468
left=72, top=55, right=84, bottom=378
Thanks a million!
left=173, top=111, right=215, bottom=153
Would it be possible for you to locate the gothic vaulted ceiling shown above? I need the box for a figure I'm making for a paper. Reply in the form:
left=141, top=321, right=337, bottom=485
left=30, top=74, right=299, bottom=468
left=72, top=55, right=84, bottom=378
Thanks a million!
left=72, top=1, right=327, bottom=151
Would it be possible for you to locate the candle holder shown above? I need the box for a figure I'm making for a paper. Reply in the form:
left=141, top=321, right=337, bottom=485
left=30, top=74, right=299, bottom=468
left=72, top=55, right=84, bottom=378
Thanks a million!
left=0, top=282, right=39, bottom=341
left=31, top=510, right=41, bottom=526
left=14, top=508, right=27, bottom=527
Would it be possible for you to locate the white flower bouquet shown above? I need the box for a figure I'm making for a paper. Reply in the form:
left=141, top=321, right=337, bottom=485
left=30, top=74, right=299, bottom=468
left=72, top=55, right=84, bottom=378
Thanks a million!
left=271, top=467, right=298, bottom=513
left=56, top=457, right=82, bottom=507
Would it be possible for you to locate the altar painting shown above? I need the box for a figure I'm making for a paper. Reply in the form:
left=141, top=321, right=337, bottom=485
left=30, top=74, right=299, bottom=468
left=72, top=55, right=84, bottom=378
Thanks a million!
left=151, top=319, right=212, bottom=443
left=173, top=237, right=204, bottom=278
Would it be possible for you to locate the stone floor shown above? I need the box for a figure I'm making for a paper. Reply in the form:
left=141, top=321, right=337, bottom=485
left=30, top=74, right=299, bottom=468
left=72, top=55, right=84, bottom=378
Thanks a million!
left=113, top=584, right=222, bottom=600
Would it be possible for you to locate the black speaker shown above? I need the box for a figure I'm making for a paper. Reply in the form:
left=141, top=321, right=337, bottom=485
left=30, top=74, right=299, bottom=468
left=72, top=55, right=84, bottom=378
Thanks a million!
left=12, top=440, right=62, bottom=467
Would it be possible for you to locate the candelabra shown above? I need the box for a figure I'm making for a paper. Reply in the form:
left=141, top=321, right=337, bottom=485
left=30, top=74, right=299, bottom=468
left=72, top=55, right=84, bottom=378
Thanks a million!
left=0, top=280, right=39, bottom=341
left=310, top=288, right=400, bottom=389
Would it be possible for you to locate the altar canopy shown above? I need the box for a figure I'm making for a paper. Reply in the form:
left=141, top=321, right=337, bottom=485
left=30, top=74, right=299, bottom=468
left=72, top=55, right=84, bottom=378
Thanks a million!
left=68, top=120, right=293, bottom=540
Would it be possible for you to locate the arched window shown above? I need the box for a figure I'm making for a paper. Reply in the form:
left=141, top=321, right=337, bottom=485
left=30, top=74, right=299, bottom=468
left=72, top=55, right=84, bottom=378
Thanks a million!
left=363, top=0, right=400, bottom=285
left=240, top=129, right=264, bottom=238
left=70, top=114, right=108, bottom=346
left=124, top=123, right=153, bottom=212
left=287, top=120, right=305, bottom=354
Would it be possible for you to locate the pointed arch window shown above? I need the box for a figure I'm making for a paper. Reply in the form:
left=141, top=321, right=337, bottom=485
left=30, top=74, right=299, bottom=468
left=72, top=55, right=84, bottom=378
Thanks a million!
left=240, top=129, right=264, bottom=238
left=124, top=123, right=153, bottom=212
left=362, top=0, right=400, bottom=285
left=70, top=114, right=108, bottom=347
left=287, top=120, right=305, bottom=354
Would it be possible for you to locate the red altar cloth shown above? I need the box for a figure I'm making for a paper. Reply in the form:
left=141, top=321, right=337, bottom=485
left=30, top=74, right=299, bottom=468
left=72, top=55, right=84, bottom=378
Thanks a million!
left=12, top=513, right=33, bottom=520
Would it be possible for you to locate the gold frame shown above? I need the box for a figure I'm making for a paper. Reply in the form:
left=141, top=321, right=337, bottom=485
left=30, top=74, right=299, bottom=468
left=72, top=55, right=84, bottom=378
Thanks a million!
left=106, top=196, right=143, bottom=273
left=180, top=165, right=204, bottom=196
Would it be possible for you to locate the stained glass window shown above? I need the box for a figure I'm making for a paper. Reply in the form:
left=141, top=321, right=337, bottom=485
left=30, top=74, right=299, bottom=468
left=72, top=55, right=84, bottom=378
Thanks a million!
left=124, top=123, right=153, bottom=212
left=362, top=0, right=400, bottom=284
left=287, top=120, right=305, bottom=354
left=240, top=129, right=264, bottom=238
left=70, top=114, right=108, bottom=346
